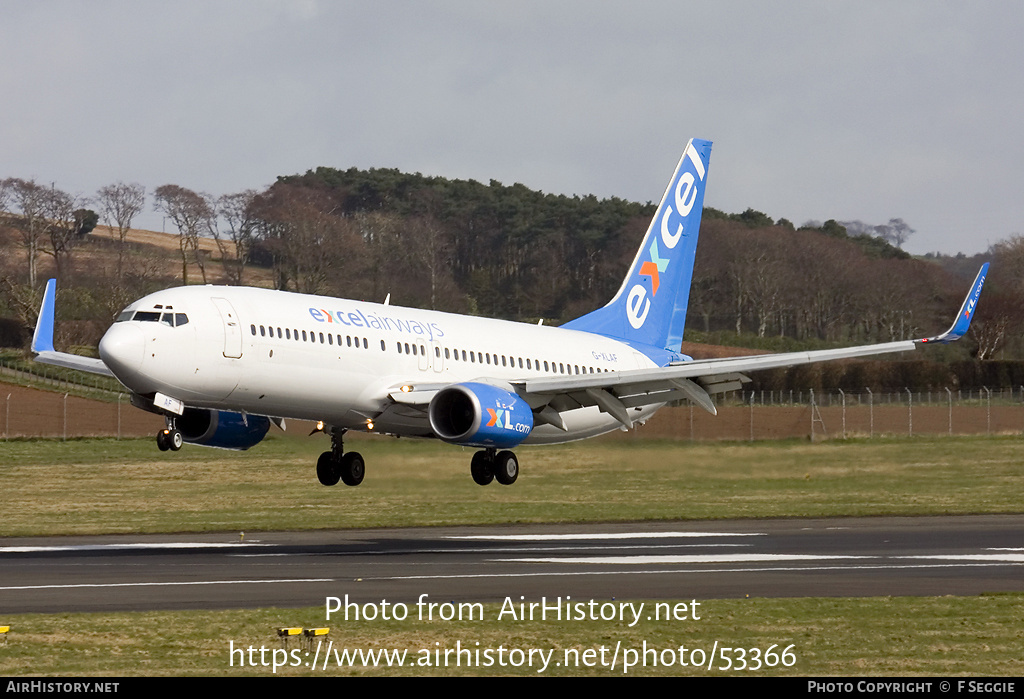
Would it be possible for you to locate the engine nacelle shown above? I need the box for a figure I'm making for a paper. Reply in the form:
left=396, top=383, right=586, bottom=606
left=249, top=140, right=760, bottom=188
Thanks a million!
left=428, top=382, right=534, bottom=448
left=177, top=408, right=270, bottom=451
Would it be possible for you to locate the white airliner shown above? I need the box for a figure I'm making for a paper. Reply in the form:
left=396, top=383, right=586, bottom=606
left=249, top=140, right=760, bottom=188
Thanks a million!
left=32, top=139, right=988, bottom=487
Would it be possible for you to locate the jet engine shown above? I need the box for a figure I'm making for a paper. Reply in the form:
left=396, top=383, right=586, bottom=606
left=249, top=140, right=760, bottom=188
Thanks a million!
left=428, top=382, right=533, bottom=448
left=176, top=408, right=270, bottom=450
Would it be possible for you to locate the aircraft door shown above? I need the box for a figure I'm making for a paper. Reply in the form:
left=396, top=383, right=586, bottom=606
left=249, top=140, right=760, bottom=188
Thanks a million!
left=212, top=297, right=243, bottom=359
left=417, top=339, right=430, bottom=371
left=430, top=342, right=444, bottom=373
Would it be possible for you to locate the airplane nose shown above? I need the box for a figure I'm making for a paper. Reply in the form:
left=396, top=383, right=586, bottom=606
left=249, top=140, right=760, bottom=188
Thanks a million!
left=99, top=324, right=145, bottom=378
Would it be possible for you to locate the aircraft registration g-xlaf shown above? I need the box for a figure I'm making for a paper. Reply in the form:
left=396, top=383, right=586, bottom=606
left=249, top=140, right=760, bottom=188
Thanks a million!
left=32, top=139, right=989, bottom=487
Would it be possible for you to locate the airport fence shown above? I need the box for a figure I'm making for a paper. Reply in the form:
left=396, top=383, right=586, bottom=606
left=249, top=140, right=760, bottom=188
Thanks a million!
left=0, top=353, right=124, bottom=396
left=0, top=383, right=162, bottom=440
left=622, top=387, right=1024, bottom=442
left=2, top=380, right=1023, bottom=442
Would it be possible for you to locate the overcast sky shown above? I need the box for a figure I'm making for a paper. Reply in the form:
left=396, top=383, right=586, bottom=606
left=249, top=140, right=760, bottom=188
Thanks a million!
left=2, top=1, right=1021, bottom=256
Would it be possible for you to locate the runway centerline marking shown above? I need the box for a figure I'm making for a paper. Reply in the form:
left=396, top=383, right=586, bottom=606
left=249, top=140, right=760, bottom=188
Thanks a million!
left=502, top=553, right=868, bottom=565
left=229, top=543, right=756, bottom=558
left=905, top=553, right=1024, bottom=562
left=446, top=532, right=765, bottom=541
left=368, top=560, right=1024, bottom=582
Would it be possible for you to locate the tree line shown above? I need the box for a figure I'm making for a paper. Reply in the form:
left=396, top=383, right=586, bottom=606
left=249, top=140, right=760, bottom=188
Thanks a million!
left=0, top=168, right=1020, bottom=365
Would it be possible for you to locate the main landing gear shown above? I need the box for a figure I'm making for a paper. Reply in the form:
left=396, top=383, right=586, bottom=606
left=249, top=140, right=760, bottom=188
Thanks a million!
left=470, top=449, right=519, bottom=486
left=317, top=429, right=365, bottom=487
left=156, top=418, right=183, bottom=452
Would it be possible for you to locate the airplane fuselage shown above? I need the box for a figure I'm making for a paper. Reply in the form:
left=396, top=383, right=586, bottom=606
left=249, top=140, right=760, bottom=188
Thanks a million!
left=99, top=285, right=662, bottom=444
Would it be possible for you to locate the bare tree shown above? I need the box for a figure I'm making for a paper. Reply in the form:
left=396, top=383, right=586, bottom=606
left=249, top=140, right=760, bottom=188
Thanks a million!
left=354, top=210, right=401, bottom=301
left=39, top=185, right=82, bottom=283
left=96, top=182, right=146, bottom=282
left=251, top=183, right=348, bottom=295
left=0, top=178, right=12, bottom=214
left=6, top=178, right=50, bottom=289
left=154, top=184, right=215, bottom=284
left=873, top=218, right=916, bottom=249
left=213, top=190, right=258, bottom=285
left=887, top=218, right=915, bottom=249
left=403, top=215, right=454, bottom=310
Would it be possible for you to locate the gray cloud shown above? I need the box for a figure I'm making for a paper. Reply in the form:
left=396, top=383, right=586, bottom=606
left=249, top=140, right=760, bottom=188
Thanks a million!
left=2, top=1, right=1020, bottom=254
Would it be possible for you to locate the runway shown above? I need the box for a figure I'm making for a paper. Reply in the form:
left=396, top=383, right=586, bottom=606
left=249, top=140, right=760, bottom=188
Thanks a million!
left=1, top=515, right=1022, bottom=614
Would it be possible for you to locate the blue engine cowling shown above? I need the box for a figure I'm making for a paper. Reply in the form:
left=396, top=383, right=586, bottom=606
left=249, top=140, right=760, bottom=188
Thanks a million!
left=428, top=382, right=534, bottom=448
left=177, top=408, right=270, bottom=450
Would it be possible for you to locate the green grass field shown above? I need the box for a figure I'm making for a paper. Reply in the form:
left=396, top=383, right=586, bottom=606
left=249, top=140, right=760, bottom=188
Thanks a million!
left=2, top=595, right=1021, bottom=676
left=2, top=434, right=1022, bottom=676
left=1, top=433, right=1023, bottom=535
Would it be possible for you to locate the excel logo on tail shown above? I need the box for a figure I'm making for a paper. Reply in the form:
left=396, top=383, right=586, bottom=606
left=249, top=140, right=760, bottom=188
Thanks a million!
left=626, top=141, right=707, bottom=330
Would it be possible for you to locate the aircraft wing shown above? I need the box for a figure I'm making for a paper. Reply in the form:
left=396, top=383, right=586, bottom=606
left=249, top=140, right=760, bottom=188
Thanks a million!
left=513, top=263, right=989, bottom=429
left=379, top=264, right=987, bottom=432
left=31, top=279, right=115, bottom=377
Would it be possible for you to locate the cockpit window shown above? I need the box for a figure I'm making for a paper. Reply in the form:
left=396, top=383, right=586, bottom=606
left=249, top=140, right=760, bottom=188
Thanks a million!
left=118, top=310, right=189, bottom=326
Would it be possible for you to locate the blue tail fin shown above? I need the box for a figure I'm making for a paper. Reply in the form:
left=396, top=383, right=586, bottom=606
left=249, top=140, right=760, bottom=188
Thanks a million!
left=31, top=278, right=57, bottom=353
left=562, top=138, right=712, bottom=352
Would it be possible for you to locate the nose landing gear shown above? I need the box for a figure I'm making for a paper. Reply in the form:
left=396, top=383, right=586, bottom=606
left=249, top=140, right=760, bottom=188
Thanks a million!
left=156, top=418, right=183, bottom=452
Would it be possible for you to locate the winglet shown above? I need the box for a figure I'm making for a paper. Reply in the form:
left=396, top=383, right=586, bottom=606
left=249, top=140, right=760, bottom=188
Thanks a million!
left=919, top=263, right=989, bottom=344
left=31, top=278, right=57, bottom=353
